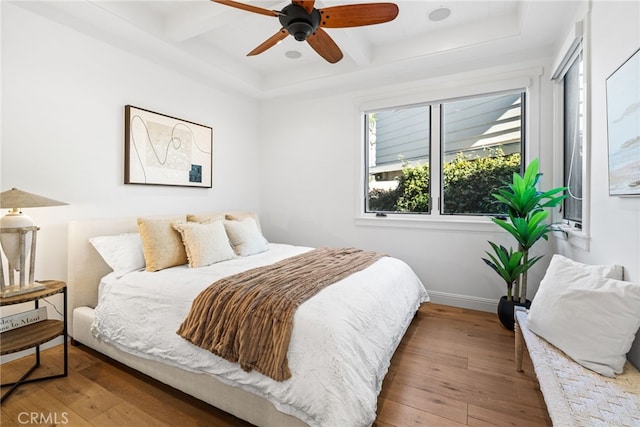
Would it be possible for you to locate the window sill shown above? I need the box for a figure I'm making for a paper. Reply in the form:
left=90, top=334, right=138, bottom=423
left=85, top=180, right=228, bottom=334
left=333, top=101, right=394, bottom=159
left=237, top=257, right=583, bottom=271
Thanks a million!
left=354, top=214, right=499, bottom=233
left=551, top=223, right=590, bottom=251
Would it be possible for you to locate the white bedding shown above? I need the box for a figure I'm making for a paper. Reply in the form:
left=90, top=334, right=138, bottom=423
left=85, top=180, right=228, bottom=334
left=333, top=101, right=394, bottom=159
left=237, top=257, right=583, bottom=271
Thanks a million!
left=91, top=243, right=429, bottom=427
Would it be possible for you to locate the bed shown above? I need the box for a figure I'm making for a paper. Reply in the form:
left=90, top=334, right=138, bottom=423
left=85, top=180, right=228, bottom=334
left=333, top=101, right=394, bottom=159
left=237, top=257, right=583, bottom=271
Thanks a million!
left=67, top=214, right=429, bottom=427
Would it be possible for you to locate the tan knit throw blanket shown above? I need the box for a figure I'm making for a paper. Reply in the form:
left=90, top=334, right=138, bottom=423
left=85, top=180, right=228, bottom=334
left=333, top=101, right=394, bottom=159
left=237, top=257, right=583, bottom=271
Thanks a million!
left=176, top=247, right=385, bottom=381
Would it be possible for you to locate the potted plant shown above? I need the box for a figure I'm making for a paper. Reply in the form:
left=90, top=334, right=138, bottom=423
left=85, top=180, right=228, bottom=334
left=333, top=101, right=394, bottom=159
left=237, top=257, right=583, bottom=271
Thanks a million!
left=483, top=158, right=566, bottom=330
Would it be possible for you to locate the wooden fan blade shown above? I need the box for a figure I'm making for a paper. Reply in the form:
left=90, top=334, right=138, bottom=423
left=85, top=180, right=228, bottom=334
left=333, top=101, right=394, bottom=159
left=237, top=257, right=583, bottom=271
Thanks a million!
left=212, top=0, right=281, bottom=17
left=306, top=28, right=343, bottom=63
left=247, top=29, right=288, bottom=56
left=292, top=0, right=315, bottom=15
left=318, top=3, right=399, bottom=28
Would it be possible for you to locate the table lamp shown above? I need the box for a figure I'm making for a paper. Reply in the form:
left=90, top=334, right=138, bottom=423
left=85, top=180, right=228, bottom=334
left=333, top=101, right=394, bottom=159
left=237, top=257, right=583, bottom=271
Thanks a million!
left=0, top=188, right=67, bottom=297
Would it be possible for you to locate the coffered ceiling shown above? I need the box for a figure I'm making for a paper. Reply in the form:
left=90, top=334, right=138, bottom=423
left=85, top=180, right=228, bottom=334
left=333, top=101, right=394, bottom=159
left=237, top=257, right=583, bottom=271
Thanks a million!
left=11, top=1, right=582, bottom=99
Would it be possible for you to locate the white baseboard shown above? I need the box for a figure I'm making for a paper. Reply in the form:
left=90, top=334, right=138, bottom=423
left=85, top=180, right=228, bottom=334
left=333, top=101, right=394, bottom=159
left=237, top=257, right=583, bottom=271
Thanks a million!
left=427, top=290, right=498, bottom=313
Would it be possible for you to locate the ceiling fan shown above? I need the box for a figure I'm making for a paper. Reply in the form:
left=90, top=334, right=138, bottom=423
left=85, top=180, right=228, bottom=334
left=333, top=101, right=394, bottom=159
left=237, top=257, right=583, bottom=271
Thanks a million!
left=212, top=0, right=399, bottom=63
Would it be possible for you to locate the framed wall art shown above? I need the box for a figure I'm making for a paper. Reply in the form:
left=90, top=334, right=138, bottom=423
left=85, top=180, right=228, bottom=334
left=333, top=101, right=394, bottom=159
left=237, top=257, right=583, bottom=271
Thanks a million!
left=606, top=48, right=640, bottom=196
left=125, top=105, right=213, bottom=188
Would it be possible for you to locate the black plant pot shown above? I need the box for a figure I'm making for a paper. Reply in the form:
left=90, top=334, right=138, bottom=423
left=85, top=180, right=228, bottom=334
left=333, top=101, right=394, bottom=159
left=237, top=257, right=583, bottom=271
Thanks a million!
left=497, top=296, right=531, bottom=331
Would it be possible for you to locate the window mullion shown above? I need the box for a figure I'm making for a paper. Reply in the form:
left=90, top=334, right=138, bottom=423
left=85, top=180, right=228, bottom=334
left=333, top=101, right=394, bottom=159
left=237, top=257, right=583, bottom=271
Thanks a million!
left=430, top=105, right=442, bottom=217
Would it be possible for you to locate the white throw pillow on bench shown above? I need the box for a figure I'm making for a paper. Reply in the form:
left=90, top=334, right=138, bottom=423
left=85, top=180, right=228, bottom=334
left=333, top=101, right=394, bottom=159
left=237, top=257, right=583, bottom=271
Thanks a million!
left=527, top=254, right=640, bottom=377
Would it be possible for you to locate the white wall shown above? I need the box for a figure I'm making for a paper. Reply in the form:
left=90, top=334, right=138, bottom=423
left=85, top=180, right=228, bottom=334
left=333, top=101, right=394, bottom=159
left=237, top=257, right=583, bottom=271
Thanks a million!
left=555, top=0, right=640, bottom=366
left=258, top=62, right=557, bottom=312
left=1, top=3, right=261, bottom=280
left=1, top=3, right=261, bottom=359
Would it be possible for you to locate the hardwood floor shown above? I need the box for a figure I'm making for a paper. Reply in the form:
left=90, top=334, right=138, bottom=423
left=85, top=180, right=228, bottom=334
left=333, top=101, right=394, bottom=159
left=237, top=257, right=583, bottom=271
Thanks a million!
left=0, top=303, right=551, bottom=426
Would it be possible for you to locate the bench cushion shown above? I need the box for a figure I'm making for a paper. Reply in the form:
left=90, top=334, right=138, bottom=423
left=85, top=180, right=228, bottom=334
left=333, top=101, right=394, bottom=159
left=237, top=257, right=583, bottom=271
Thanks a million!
left=517, top=310, right=640, bottom=426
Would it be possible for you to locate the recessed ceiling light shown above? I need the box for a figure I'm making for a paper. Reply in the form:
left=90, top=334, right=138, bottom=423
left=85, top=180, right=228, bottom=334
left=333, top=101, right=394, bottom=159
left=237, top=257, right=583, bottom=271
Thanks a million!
left=428, top=7, right=451, bottom=22
left=285, top=50, right=302, bottom=59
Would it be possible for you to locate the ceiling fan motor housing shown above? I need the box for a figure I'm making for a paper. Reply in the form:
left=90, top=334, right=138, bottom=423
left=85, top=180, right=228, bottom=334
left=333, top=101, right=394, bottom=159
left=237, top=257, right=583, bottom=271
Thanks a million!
left=279, top=4, right=321, bottom=41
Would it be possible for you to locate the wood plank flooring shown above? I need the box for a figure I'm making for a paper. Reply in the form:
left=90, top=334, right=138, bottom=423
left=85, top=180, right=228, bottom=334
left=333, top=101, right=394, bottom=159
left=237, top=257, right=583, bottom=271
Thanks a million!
left=0, top=303, right=551, bottom=426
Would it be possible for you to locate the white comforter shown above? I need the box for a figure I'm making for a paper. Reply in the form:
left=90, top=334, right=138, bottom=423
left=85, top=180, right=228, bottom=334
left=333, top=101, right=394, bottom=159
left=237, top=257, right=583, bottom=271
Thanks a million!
left=92, top=244, right=429, bottom=427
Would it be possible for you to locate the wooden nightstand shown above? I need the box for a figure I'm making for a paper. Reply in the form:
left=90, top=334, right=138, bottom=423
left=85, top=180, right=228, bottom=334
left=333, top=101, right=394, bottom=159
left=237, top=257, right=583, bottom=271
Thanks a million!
left=0, top=280, right=67, bottom=402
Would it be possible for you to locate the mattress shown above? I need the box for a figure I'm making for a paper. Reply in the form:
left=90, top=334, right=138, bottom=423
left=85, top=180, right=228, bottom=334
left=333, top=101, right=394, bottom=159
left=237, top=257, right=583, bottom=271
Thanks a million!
left=91, top=243, right=429, bottom=427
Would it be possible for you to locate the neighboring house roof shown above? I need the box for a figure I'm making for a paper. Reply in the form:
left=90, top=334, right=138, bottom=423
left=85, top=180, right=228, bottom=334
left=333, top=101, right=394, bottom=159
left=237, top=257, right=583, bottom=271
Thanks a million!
left=370, top=92, right=522, bottom=173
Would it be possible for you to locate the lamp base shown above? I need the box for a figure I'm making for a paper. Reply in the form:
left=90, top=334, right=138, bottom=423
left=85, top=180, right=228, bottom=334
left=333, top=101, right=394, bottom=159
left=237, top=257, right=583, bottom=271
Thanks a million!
left=1, top=283, right=46, bottom=298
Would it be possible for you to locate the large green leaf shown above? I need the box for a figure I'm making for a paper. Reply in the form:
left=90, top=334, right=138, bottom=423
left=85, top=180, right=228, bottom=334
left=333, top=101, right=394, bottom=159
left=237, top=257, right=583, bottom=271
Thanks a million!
left=491, top=217, right=519, bottom=239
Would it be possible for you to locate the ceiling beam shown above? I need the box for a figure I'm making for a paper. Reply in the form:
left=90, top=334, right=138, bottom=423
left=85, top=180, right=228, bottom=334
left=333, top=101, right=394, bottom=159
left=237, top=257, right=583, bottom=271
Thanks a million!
left=164, top=1, right=283, bottom=43
left=87, top=0, right=164, bottom=35
left=325, top=28, right=372, bottom=67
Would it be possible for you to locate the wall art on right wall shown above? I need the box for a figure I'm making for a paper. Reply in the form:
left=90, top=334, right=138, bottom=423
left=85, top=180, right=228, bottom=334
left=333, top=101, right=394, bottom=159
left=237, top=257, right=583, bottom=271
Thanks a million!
left=606, top=48, right=640, bottom=196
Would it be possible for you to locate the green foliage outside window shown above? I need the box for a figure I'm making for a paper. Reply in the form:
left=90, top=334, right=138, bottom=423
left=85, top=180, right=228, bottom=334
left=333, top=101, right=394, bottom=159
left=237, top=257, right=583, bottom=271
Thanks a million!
left=368, top=150, right=521, bottom=215
left=443, top=152, right=521, bottom=214
left=397, top=163, right=430, bottom=212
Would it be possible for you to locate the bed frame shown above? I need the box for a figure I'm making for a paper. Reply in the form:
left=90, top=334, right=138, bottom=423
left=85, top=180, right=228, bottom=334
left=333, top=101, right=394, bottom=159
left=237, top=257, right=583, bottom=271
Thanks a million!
left=67, top=217, right=305, bottom=427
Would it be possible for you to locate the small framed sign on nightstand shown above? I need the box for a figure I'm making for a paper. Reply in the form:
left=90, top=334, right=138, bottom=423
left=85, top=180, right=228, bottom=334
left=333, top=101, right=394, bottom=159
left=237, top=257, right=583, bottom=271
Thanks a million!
left=0, top=306, right=47, bottom=333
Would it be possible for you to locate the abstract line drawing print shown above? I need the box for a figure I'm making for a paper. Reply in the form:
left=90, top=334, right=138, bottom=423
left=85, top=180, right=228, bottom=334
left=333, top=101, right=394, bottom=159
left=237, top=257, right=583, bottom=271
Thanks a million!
left=125, top=106, right=213, bottom=188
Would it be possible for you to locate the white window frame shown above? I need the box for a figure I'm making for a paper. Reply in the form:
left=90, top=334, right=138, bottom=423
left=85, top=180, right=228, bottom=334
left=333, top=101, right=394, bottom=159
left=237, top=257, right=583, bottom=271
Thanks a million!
left=551, top=17, right=591, bottom=250
left=355, top=67, right=543, bottom=232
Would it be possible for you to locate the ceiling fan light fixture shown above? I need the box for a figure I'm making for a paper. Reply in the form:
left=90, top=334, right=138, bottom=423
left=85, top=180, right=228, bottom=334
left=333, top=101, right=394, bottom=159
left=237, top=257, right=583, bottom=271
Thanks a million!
left=288, top=20, right=315, bottom=41
left=279, top=4, right=321, bottom=42
left=428, top=7, right=451, bottom=22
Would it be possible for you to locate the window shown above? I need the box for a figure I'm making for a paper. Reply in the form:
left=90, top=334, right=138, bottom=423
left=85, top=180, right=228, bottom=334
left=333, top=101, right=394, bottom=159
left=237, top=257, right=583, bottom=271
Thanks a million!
left=549, top=17, right=589, bottom=249
left=561, top=52, right=584, bottom=225
left=366, top=105, right=431, bottom=213
left=365, top=91, right=525, bottom=216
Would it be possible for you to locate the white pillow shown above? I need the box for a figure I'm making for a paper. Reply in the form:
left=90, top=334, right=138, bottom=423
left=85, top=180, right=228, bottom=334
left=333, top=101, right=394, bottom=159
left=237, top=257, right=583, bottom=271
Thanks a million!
left=546, top=254, right=624, bottom=280
left=173, top=220, right=236, bottom=268
left=223, top=217, right=268, bottom=256
left=89, top=233, right=145, bottom=278
left=527, top=254, right=640, bottom=377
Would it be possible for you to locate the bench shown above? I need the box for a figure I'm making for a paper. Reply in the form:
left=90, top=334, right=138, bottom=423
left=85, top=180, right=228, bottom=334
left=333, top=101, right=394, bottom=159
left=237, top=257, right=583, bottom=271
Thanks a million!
left=515, top=307, right=640, bottom=426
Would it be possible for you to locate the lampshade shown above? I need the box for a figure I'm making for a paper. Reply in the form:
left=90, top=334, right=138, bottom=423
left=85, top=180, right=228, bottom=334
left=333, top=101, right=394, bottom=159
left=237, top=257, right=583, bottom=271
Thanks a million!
left=0, top=188, right=68, bottom=209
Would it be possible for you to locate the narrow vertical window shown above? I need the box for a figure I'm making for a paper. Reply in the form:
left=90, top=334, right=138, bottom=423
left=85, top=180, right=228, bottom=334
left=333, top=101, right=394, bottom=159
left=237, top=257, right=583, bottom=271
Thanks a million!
left=563, top=53, right=584, bottom=224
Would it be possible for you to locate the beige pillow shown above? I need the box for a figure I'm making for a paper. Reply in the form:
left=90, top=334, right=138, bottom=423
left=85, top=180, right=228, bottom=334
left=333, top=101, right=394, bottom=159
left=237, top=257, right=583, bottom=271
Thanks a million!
left=224, top=217, right=268, bottom=256
left=173, top=220, right=236, bottom=268
left=186, top=212, right=225, bottom=223
left=137, top=216, right=188, bottom=272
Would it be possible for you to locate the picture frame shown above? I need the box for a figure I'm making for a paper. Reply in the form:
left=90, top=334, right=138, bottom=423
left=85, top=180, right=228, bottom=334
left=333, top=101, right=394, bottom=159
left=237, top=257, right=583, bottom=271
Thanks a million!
left=606, top=48, right=640, bottom=196
left=125, top=105, right=213, bottom=188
